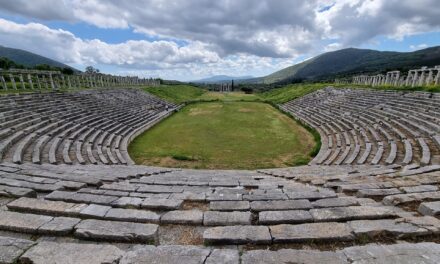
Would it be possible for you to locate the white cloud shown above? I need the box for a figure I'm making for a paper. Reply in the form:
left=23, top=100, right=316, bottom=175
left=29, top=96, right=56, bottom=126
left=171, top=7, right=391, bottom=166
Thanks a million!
left=410, top=43, right=428, bottom=50
left=0, top=18, right=219, bottom=68
left=0, top=0, right=440, bottom=80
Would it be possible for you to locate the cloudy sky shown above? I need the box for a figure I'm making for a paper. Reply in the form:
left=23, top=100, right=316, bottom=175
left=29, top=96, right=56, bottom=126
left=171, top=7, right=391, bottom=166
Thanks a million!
left=0, top=0, right=439, bottom=81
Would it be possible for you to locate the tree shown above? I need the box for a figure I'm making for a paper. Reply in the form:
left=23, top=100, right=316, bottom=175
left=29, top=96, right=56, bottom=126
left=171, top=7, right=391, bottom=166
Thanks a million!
left=85, top=66, right=100, bottom=74
left=34, top=64, right=52, bottom=71
left=0, top=57, right=23, bottom=69
left=61, top=67, right=74, bottom=75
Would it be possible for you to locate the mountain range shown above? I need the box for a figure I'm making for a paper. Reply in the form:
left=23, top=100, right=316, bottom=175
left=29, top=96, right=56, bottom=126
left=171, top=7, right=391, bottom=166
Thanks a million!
left=0, top=46, right=77, bottom=70
left=245, top=46, right=440, bottom=84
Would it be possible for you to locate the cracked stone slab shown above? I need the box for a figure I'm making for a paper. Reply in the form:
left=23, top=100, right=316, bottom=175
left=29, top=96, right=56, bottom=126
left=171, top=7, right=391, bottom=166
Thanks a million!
left=312, top=197, right=360, bottom=208
left=105, top=208, right=160, bottom=223
left=45, top=191, right=118, bottom=205
left=348, top=219, right=429, bottom=238
left=205, top=249, right=239, bottom=264
left=110, top=197, right=143, bottom=208
left=203, top=211, right=251, bottom=226
left=7, top=197, right=87, bottom=216
left=285, top=190, right=337, bottom=200
left=74, top=219, right=158, bottom=243
left=161, top=210, right=204, bottom=225
left=259, top=210, right=313, bottom=224
left=402, top=216, right=440, bottom=234
left=141, top=198, right=183, bottom=210
left=400, top=185, right=438, bottom=193
left=209, top=201, right=250, bottom=211
left=382, top=191, right=440, bottom=206
left=169, top=192, right=206, bottom=201
left=418, top=201, right=440, bottom=216
left=206, top=193, right=242, bottom=201
left=342, top=242, right=440, bottom=263
left=79, top=204, right=111, bottom=218
left=310, top=206, right=396, bottom=222
left=242, top=249, right=349, bottom=264
left=19, top=241, right=125, bottom=264
left=269, top=222, right=354, bottom=243
left=120, top=245, right=210, bottom=264
left=38, top=216, right=81, bottom=235
left=0, top=210, right=53, bottom=234
left=137, top=184, right=184, bottom=193
left=250, top=200, right=312, bottom=212
left=0, top=236, right=35, bottom=264
left=203, top=226, right=271, bottom=245
left=356, top=188, right=402, bottom=198
left=0, top=185, right=36, bottom=198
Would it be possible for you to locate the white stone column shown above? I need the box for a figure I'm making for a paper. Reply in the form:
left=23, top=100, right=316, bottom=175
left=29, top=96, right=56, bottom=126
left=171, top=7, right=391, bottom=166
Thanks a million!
left=18, top=74, right=26, bottom=89
left=412, top=71, right=419, bottom=87
left=394, top=72, right=400, bottom=86
left=418, top=70, right=426, bottom=86
left=0, top=75, right=7, bottom=90
left=49, top=73, right=55, bottom=90
left=435, top=69, right=440, bottom=85
left=405, top=71, right=412, bottom=86
left=27, top=74, right=34, bottom=89
left=67, top=76, right=72, bottom=89
left=426, top=70, right=434, bottom=85
left=35, top=75, right=41, bottom=90
left=42, top=75, right=48, bottom=89
left=9, top=74, right=17, bottom=89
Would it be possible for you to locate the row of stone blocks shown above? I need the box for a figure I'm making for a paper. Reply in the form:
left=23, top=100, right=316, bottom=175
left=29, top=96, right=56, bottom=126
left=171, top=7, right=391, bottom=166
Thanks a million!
left=2, top=236, right=440, bottom=264
left=281, top=87, right=440, bottom=166
left=0, top=89, right=178, bottom=165
left=1, top=198, right=439, bottom=245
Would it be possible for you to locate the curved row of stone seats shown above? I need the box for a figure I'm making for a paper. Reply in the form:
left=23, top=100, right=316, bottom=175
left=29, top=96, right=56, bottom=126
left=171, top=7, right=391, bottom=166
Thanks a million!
left=280, top=87, right=440, bottom=166
left=0, top=89, right=178, bottom=165
left=1, top=162, right=440, bottom=261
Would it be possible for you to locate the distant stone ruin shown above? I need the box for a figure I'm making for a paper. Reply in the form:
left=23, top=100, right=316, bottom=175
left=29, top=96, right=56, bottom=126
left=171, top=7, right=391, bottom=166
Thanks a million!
left=0, top=69, right=160, bottom=91
left=336, top=65, right=440, bottom=87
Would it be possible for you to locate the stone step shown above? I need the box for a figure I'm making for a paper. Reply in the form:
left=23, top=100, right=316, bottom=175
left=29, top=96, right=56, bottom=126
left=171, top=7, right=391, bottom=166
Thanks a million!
left=120, top=245, right=213, bottom=264
left=161, top=210, right=204, bottom=225
left=418, top=201, right=440, bottom=216
left=0, top=184, right=36, bottom=198
left=0, top=236, right=35, bottom=264
left=383, top=191, right=440, bottom=205
left=74, top=219, right=158, bottom=243
left=0, top=210, right=79, bottom=235
left=209, top=201, right=250, bottom=211
left=203, top=211, right=252, bottom=226
left=269, top=222, right=354, bottom=243
left=8, top=197, right=161, bottom=223
left=242, top=242, right=440, bottom=264
left=258, top=210, right=313, bottom=224
left=311, top=197, right=360, bottom=208
left=250, top=200, right=312, bottom=212
left=203, top=226, right=271, bottom=245
left=309, top=206, right=396, bottom=222
left=19, top=241, right=125, bottom=264
left=141, top=198, right=183, bottom=210
left=45, top=190, right=119, bottom=205
left=348, top=218, right=433, bottom=238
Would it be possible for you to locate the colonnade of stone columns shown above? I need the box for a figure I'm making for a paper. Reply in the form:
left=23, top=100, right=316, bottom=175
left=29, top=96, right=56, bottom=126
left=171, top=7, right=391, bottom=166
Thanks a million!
left=347, top=65, right=440, bottom=87
left=217, top=83, right=232, bottom=92
left=0, top=69, right=160, bottom=91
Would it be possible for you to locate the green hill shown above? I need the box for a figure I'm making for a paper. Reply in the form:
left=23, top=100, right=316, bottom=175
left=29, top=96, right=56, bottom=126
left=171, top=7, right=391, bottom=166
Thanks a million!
left=254, top=46, right=440, bottom=84
left=0, top=45, right=77, bottom=71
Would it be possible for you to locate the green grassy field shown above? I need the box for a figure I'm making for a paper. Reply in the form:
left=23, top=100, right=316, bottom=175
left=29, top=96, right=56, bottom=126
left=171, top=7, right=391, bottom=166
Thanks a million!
left=128, top=102, right=316, bottom=169
left=197, top=91, right=260, bottom=101
left=142, top=84, right=206, bottom=104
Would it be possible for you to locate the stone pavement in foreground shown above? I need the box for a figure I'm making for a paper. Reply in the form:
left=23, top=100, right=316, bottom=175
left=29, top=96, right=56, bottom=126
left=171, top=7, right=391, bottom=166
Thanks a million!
left=0, top=162, right=440, bottom=263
